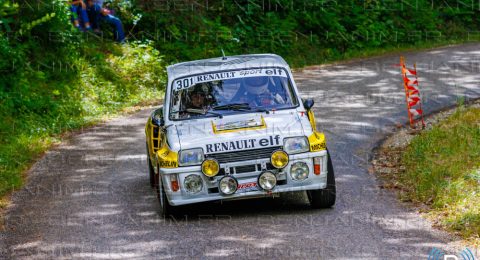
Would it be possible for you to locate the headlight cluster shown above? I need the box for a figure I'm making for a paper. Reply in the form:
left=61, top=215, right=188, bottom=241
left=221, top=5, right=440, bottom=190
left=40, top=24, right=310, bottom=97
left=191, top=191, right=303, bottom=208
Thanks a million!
left=178, top=148, right=221, bottom=178
left=179, top=148, right=204, bottom=166
left=180, top=137, right=313, bottom=195
left=283, top=137, right=309, bottom=154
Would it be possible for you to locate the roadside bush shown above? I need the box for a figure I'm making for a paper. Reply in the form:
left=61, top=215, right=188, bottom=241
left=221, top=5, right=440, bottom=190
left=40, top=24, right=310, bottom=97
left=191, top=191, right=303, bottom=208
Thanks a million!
left=0, top=0, right=165, bottom=199
left=130, top=0, right=480, bottom=66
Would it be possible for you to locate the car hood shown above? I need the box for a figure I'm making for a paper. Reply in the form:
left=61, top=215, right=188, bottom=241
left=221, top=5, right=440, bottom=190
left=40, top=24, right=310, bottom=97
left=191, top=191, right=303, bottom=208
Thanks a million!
left=173, top=110, right=311, bottom=154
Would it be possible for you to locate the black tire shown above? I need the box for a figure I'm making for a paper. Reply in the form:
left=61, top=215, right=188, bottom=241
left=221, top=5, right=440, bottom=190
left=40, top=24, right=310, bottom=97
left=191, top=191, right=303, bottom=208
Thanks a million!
left=146, top=143, right=155, bottom=188
left=155, top=170, right=177, bottom=218
left=307, top=149, right=336, bottom=208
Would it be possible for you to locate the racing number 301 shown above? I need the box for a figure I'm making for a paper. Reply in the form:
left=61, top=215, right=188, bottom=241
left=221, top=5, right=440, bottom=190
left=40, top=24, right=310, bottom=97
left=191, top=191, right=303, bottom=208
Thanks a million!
left=175, top=78, right=194, bottom=90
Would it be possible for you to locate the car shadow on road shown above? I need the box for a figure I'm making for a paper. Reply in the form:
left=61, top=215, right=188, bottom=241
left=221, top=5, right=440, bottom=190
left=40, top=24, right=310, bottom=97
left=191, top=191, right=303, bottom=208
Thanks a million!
left=157, top=190, right=325, bottom=220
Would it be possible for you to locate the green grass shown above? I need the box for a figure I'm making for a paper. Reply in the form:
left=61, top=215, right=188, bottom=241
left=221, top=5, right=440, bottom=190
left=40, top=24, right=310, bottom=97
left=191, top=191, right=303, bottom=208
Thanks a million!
left=401, top=106, right=480, bottom=244
left=0, top=40, right=166, bottom=206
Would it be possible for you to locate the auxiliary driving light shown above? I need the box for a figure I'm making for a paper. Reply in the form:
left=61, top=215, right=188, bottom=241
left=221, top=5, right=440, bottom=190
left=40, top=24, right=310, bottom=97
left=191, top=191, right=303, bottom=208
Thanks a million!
left=258, top=171, right=277, bottom=191
left=290, top=162, right=309, bottom=181
left=219, top=176, right=238, bottom=195
left=201, top=159, right=219, bottom=177
left=271, top=150, right=288, bottom=169
left=184, top=174, right=203, bottom=194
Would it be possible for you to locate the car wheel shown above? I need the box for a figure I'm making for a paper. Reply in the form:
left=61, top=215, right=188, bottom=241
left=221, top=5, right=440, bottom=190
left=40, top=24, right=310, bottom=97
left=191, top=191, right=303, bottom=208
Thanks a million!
left=307, top=149, right=336, bottom=208
left=156, top=170, right=176, bottom=218
left=146, top=143, right=155, bottom=188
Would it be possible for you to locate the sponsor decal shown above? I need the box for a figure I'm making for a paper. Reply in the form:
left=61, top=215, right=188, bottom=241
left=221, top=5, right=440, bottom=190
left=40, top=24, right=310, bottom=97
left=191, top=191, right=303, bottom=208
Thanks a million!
left=310, top=142, right=326, bottom=151
left=174, top=68, right=287, bottom=90
left=308, top=132, right=326, bottom=152
left=237, top=182, right=258, bottom=192
left=216, top=118, right=262, bottom=131
left=156, top=146, right=178, bottom=169
left=206, top=135, right=281, bottom=153
left=212, top=116, right=266, bottom=133
left=159, top=160, right=178, bottom=168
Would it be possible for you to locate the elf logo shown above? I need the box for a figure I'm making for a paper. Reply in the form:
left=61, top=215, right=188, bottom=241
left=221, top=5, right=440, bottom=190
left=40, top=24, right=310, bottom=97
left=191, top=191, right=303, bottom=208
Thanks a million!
left=206, top=135, right=281, bottom=153
left=428, top=248, right=476, bottom=260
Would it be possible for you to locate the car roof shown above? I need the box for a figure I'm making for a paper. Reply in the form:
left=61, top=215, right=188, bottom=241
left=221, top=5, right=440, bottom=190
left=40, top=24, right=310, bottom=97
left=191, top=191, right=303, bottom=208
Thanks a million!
left=166, top=54, right=290, bottom=80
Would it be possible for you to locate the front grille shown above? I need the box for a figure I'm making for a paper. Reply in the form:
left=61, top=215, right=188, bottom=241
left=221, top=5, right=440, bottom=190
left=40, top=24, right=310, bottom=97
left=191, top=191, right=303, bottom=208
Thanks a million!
left=217, top=163, right=277, bottom=176
left=206, top=146, right=281, bottom=164
left=235, top=164, right=256, bottom=173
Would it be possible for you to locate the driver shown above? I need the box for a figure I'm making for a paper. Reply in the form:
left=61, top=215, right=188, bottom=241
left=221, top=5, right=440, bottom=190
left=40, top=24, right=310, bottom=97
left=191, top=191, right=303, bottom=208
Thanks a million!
left=187, top=86, right=208, bottom=110
left=239, top=76, right=279, bottom=106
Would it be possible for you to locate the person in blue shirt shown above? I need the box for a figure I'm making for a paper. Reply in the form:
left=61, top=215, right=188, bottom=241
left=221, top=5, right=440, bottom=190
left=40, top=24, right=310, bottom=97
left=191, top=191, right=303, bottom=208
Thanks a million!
left=86, top=0, right=125, bottom=43
left=70, top=0, right=91, bottom=31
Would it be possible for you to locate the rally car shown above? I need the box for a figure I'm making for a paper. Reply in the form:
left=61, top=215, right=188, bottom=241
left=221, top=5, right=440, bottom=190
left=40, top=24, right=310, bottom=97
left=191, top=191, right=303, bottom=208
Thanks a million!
left=145, top=54, right=336, bottom=216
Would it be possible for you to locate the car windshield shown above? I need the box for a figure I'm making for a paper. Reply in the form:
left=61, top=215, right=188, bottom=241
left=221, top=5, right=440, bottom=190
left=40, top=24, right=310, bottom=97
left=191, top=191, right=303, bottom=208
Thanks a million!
left=169, top=68, right=299, bottom=120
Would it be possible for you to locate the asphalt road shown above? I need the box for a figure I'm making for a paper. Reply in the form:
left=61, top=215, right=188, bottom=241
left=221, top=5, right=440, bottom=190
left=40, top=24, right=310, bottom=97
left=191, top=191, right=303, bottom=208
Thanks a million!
left=1, top=44, right=480, bottom=259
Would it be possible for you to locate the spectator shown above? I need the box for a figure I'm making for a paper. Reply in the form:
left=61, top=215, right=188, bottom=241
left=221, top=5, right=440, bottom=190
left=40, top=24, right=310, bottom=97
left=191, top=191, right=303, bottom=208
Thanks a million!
left=87, top=0, right=125, bottom=43
left=70, top=0, right=91, bottom=31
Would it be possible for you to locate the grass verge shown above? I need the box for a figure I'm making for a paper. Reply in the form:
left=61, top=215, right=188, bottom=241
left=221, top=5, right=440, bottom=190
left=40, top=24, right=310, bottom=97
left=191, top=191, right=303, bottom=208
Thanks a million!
left=400, top=106, right=480, bottom=245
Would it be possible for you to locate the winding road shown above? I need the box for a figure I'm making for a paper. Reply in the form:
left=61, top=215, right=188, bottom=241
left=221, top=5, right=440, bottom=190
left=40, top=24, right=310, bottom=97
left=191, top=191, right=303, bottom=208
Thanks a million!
left=1, top=44, right=480, bottom=259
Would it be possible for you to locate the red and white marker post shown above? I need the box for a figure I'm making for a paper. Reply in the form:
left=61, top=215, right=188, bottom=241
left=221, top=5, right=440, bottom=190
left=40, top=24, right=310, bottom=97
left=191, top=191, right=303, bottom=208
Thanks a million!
left=400, top=56, right=425, bottom=129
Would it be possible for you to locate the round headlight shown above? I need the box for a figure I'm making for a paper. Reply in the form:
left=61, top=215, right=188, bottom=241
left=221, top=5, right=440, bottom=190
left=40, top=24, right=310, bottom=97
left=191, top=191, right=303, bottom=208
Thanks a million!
left=290, top=162, right=309, bottom=181
left=201, top=159, right=219, bottom=177
left=219, top=176, right=238, bottom=195
left=184, top=174, right=203, bottom=194
left=258, top=171, right=277, bottom=191
left=271, top=150, right=289, bottom=169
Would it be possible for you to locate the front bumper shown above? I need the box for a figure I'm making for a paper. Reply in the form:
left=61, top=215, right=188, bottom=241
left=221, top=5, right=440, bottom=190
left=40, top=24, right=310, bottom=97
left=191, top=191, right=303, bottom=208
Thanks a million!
left=159, top=150, right=328, bottom=206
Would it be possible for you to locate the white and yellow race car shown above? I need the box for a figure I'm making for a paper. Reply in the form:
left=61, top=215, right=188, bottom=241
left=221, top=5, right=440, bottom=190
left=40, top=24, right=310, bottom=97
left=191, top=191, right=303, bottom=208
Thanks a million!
left=145, top=54, right=335, bottom=216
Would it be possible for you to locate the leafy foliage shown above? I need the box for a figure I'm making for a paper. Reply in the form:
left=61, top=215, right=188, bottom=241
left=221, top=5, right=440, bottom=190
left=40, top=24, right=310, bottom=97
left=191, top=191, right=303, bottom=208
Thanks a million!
left=0, top=0, right=165, bottom=198
left=125, top=0, right=480, bottom=66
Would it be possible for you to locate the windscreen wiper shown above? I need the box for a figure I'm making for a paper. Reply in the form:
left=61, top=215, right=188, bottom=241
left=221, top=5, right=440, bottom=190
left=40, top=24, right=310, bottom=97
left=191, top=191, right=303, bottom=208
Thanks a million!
left=213, top=103, right=270, bottom=114
left=212, top=103, right=251, bottom=111
left=185, top=108, right=223, bottom=118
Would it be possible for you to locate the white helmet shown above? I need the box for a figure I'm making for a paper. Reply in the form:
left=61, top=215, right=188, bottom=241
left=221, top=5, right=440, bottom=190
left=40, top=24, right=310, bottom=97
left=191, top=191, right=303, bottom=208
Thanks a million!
left=244, top=76, right=268, bottom=95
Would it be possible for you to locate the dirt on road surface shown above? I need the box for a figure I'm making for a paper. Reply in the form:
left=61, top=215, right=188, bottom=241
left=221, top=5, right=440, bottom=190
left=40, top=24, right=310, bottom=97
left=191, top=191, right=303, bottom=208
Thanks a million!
left=1, top=44, right=480, bottom=259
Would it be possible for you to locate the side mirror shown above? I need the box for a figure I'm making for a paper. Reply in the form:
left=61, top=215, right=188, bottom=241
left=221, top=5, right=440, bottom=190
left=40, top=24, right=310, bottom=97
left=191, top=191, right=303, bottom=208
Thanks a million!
left=303, top=98, right=314, bottom=110
left=151, top=108, right=164, bottom=127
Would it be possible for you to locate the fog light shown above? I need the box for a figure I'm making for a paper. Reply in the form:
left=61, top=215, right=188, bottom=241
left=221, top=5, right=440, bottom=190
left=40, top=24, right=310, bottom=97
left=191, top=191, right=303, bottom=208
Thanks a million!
left=219, top=176, right=238, bottom=195
left=271, top=150, right=288, bottom=169
left=258, top=171, right=277, bottom=191
left=290, top=162, right=309, bottom=181
left=184, top=174, right=203, bottom=194
left=201, top=159, right=219, bottom=177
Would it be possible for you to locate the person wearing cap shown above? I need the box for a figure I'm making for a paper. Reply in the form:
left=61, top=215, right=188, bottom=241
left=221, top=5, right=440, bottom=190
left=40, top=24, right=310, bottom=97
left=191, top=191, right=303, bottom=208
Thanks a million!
left=70, top=0, right=91, bottom=31
left=86, top=0, right=125, bottom=43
